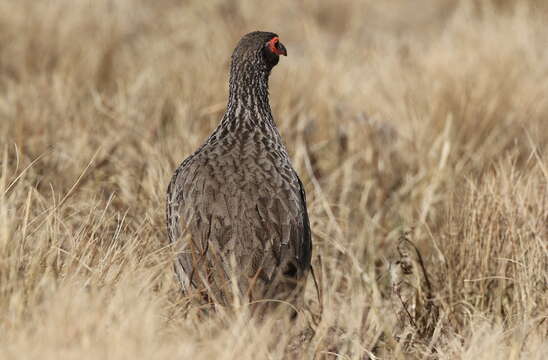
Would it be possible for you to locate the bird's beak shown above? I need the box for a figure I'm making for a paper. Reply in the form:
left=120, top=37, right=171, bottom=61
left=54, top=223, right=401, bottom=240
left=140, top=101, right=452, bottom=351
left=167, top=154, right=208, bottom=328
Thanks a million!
left=277, top=42, right=287, bottom=56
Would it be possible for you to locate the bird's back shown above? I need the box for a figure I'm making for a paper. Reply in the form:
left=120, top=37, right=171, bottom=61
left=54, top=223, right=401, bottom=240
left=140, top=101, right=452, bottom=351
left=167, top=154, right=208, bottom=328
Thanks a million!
left=166, top=127, right=311, bottom=306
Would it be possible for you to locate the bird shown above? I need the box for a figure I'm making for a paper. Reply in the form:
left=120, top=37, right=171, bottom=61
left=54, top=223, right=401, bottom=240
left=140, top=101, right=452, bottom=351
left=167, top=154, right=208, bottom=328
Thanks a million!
left=166, top=31, right=312, bottom=313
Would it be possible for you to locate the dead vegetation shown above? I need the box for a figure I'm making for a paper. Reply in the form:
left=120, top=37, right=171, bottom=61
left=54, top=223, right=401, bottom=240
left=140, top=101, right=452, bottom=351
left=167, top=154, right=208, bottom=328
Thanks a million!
left=0, top=0, right=547, bottom=359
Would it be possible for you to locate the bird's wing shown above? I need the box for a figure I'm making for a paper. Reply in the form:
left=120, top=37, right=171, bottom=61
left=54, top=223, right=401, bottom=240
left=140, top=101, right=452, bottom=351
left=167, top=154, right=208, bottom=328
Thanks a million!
left=166, top=155, right=214, bottom=291
left=295, top=174, right=312, bottom=272
left=167, top=153, right=249, bottom=296
left=167, top=154, right=312, bottom=297
left=242, top=171, right=312, bottom=281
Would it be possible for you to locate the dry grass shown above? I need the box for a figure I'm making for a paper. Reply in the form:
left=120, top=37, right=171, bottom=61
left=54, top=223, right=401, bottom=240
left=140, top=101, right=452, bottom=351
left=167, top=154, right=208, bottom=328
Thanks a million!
left=1, top=0, right=547, bottom=358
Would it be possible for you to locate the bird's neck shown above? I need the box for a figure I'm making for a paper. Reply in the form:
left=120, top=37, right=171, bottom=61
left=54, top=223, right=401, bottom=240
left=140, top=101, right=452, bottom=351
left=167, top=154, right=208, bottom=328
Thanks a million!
left=221, top=64, right=274, bottom=130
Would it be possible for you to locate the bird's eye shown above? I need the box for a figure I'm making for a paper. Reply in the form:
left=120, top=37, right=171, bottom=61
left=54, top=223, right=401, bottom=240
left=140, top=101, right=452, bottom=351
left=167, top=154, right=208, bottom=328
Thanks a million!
left=265, top=37, right=286, bottom=57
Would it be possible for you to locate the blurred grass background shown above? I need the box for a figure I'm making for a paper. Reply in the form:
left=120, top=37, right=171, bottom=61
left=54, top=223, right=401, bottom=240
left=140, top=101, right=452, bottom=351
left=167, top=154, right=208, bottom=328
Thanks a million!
left=0, top=0, right=547, bottom=358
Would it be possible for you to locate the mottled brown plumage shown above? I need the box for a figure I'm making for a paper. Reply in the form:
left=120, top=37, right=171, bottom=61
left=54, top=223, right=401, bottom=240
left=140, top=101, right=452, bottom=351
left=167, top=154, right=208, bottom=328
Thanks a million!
left=166, top=32, right=311, bottom=310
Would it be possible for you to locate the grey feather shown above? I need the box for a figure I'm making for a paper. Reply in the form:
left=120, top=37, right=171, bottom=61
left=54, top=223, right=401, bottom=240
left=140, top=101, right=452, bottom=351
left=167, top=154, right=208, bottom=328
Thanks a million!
left=166, top=31, right=312, bottom=308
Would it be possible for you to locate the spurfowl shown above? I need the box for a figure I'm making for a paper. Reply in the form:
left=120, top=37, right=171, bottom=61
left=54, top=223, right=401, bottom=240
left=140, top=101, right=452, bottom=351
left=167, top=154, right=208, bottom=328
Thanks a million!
left=166, top=32, right=312, bottom=311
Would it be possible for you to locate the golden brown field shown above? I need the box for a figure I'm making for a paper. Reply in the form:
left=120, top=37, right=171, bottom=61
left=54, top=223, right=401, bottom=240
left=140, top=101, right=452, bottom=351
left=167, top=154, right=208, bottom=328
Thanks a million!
left=1, top=0, right=547, bottom=358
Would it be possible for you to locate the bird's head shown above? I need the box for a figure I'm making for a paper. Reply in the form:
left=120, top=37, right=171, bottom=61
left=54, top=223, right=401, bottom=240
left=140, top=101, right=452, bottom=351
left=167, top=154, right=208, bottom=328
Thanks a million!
left=231, top=31, right=287, bottom=73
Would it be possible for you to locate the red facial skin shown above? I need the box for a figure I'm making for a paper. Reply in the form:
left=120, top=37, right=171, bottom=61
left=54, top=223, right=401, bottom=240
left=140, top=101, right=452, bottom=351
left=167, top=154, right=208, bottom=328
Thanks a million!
left=267, top=37, right=287, bottom=56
